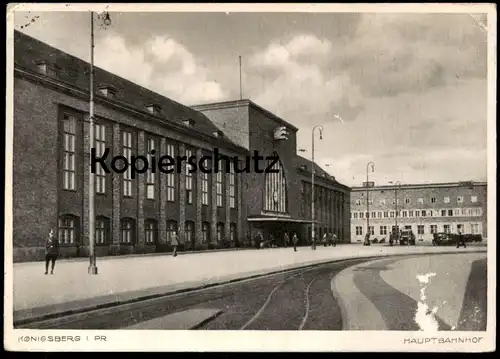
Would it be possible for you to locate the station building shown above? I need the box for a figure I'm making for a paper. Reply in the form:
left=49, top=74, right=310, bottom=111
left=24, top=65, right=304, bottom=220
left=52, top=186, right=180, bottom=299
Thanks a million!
left=350, top=181, right=487, bottom=243
left=12, top=30, right=350, bottom=262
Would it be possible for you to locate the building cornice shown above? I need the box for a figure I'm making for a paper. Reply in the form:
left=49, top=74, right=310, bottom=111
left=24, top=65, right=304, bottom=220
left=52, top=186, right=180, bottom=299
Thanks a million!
left=15, top=66, right=249, bottom=155
left=351, top=181, right=487, bottom=191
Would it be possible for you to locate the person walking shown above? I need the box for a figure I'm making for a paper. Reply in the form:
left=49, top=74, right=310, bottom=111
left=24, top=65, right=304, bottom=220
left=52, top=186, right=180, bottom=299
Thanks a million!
left=283, top=232, right=290, bottom=248
left=171, top=231, right=179, bottom=257
left=292, top=233, right=298, bottom=252
left=331, top=232, right=338, bottom=247
left=456, top=230, right=467, bottom=248
left=44, top=228, right=59, bottom=275
left=322, top=233, right=328, bottom=247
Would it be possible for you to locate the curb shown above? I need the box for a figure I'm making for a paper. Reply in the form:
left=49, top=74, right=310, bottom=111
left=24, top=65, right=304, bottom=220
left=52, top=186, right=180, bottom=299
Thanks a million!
left=13, top=249, right=487, bottom=327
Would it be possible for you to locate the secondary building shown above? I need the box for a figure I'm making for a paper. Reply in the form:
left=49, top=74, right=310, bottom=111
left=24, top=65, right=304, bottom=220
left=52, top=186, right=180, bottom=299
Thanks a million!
left=12, top=30, right=351, bottom=262
left=350, top=181, right=487, bottom=243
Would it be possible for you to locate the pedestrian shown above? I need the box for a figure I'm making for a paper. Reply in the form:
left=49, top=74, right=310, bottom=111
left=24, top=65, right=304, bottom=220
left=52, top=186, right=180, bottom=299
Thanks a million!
left=292, top=233, right=298, bottom=252
left=44, top=228, right=59, bottom=275
left=322, top=233, right=328, bottom=247
left=283, top=232, right=289, bottom=248
left=456, top=230, right=467, bottom=248
left=331, top=232, right=338, bottom=247
left=171, top=230, right=179, bottom=257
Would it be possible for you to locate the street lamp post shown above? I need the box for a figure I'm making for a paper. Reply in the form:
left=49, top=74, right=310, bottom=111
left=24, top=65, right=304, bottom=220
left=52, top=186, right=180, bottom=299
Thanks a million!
left=311, top=125, right=324, bottom=250
left=394, top=181, right=401, bottom=244
left=88, top=11, right=98, bottom=275
left=365, top=162, right=375, bottom=241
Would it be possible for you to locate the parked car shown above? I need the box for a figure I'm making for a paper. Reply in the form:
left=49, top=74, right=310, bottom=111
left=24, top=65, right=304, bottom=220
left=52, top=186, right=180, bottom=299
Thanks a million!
left=463, top=234, right=483, bottom=243
left=432, top=232, right=455, bottom=246
left=400, top=230, right=416, bottom=245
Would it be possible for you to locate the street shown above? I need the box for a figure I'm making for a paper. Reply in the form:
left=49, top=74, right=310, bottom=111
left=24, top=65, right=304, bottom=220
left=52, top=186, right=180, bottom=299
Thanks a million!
left=19, top=252, right=487, bottom=331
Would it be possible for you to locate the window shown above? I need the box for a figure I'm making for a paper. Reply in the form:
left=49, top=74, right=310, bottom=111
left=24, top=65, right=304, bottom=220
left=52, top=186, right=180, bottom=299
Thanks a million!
left=58, top=215, right=77, bottom=244
left=353, top=212, right=358, bottom=219
left=421, top=210, right=426, bottom=217
left=216, top=222, right=224, bottom=242
left=471, top=223, right=479, bottom=234
left=359, top=212, right=364, bottom=219
left=392, top=199, right=399, bottom=205
left=369, top=226, right=374, bottom=235
left=402, top=210, right=408, bottom=218
left=380, top=199, right=386, bottom=205
left=62, top=114, right=76, bottom=190
left=417, top=225, right=425, bottom=235
left=216, top=160, right=223, bottom=207
left=431, top=197, right=436, bottom=203
left=415, top=210, right=420, bottom=217
left=145, top=219, right=157, bottom=244
left=380, top=226, right=387, bottom=235
left=185, top=148, right=193, bottom=204
left=430, top=225, right=438, bottom=234
left=454, top=209, right=460, bottom=216
left=444, top=196, right=450, bottom=204
left=443, top=224, right=451, bottom=233
left=383, top=211, right=389, bottom=218
left=371, top=211, right=376, bottom=218
left=122, top=131, right=133, bottom=197
left=202, top=222, right=210, bottom=243
left=448, top=209, right=453, bottom=217
left=472, top=208, right=482, bottom=216
left=264, top=154, right=287, bottom=213
left=441, top=209, right=447, bottom=217
left=405, top=225, right=412, bottom=230
left=230, top=223, right=237, bottom=242
left=201, top=171, right=209, bottom=205
left=355, top=199, right=362, bottom=206
left=355, top=226, right=363, bottom=235
left=405, top=198, right=411, bottom=204
left=457, top=196, right=464, bottom=204
left=390, top=211, right=395, bottom=218
left=365, top=212, right=369, bottom=219
left=166, top=220, right=177, bottom=244
left=417, top=198, right=423, bottom=204
left=95, top=124, right=106, bottom=194
left=456, top=224, right=464, bottom=234
left=471, top=196, right=478, bottom=203
left=428, top=210, right=434, bottom=217
left=229, top=163, right=236, bottom=209
left=377, top=211, right=382, bottom=219
left=120, top=218, right=135, bottom=244
left=461, top=208, right=467, bottom=216
left=185, top=221, right=194, bottom=247
left=95, top=216, right=109, bottom=245
left=166, top=144, right=176, bottom=201
left=146, top=138, right=155, bottom=199
left=408, top=210, right=414, bottom=217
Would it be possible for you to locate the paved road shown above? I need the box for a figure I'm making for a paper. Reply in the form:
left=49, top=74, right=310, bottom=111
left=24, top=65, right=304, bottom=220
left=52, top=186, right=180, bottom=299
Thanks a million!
left=21, top=253, right=487, bottom=331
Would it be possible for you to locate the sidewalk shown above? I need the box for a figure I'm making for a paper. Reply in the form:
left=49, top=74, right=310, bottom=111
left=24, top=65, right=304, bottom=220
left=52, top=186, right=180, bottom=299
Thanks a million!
left=11, top=243, right=487, bottom=325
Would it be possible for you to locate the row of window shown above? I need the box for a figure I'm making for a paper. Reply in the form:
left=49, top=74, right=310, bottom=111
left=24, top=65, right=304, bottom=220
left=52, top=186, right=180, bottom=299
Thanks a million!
left=62, top=114, right=236, bottom=208
left=354, top=223, right=482, bottom=236
left=354, top=195, right=479, bottom=206
left=351, top=207, right=483, bottom=219
left=58, top=216, right=237, bottom=245
left=301, top=182, right=345, bottom=219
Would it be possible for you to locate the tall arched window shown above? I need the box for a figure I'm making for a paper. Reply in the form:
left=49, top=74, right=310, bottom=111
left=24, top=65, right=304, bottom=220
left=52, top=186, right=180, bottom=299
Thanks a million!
left=202, top=222, right=210, bottom=243
left=58, top=214, right=79, bottom=245
left=185, top=221, right=195, bottom=249
left=263, top=153, right=288, bottom=213
left=96, top=216, right=110, bottom=245
left=120, top=218, right=136, bottom=245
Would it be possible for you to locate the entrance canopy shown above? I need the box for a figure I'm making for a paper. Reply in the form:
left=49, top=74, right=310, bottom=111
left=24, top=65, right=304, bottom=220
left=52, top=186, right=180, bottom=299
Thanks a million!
left=247, top=216, right=322, bottom=224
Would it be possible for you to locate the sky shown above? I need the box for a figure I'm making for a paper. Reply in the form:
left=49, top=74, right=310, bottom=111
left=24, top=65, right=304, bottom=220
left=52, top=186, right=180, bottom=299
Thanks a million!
left=13, top=8, right=491, bottom=187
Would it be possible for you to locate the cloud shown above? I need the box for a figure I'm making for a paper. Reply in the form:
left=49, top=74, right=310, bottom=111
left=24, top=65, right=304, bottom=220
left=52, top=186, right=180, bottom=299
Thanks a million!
left=245, top=34, right=364, bottom=125
left=95, top=33, right=226, bottom=104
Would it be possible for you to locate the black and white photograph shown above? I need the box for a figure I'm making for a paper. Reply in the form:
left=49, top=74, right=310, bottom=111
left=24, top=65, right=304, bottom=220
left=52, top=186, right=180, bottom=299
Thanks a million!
left=4, top=3, right=496, bottom=352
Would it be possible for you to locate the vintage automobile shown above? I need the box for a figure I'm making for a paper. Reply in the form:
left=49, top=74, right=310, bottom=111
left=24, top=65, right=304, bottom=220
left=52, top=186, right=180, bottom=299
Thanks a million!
left=463, top=234, right=483, bottom=242
left=399, top=230, right=416, bottom=245
left=432, top=232, right=456, bottom=246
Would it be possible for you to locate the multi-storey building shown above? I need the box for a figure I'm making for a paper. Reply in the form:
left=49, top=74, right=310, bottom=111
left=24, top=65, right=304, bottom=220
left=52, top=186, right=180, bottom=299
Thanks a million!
left=12, top=30, right=350, bottom=262
left=350, top=181, right=487, bottom=243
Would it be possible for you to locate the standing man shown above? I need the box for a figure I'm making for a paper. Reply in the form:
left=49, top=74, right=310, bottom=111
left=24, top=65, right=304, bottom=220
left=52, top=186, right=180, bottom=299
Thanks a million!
left=283, top=232, right=290, bottom=248
left=171, top=230, right=179, bottom=257
left=322, top=232, right=328, bottom=247
left=44, top=228, right=59, bottom=275
left=292, top=232, right=299, bottom=252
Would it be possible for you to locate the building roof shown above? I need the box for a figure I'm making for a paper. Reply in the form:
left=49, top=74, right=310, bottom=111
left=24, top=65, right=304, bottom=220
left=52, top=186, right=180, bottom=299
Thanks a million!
left=351, top=181, right=487, bottom=191
left=192, top=99, right=299, bottom=132
left=13, top=30, right=245, bottom=151
left=294, top=155, right=350, bottom=190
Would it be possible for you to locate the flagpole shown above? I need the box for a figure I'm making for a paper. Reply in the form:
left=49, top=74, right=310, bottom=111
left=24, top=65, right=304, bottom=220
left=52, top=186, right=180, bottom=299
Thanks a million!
left=88, top=10, right=98, bottom=275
